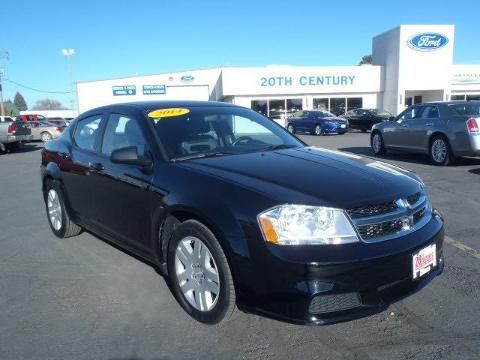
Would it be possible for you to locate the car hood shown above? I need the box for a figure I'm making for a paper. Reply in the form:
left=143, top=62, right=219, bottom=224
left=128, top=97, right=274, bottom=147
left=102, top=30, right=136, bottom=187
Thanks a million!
left=323, top=117, right=347, bottom=123
left=177, top=147, right=422, bottom=209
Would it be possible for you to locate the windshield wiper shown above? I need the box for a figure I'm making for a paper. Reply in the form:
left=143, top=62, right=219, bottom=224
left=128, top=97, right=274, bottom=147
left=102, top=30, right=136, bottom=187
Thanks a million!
left=171, top=151, right=236, bottom=162
left=258, top=144, right=299, bottom=152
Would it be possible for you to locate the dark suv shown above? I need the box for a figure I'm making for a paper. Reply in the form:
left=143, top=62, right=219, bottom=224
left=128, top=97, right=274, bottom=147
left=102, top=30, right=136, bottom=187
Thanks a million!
left=41, top=101, right=444, bottom=324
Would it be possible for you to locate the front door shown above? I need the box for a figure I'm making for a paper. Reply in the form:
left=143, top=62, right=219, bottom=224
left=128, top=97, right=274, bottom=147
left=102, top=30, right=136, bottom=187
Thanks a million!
left=407, top=105, right=440, bottom=151
left=89, top=111, right=154, bottom=251
left=383, top=106, right=423, bottom=149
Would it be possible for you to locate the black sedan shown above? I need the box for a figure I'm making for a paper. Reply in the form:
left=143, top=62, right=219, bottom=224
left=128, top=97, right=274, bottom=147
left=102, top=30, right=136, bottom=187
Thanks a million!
left=41, top=101, right=444, bottom=325
left=286, top=110, right=349, bottom=135
left=343, top=108, right=392, bottom=132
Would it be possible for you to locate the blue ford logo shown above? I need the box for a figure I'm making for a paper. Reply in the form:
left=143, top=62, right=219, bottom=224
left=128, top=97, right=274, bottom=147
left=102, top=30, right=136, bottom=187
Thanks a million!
left=408, top=33, right=448, bottom=51
left=180, top=75, right=195, bottom=82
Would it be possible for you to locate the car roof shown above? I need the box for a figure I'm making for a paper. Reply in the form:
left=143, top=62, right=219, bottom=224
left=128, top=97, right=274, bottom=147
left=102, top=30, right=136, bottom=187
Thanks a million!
left=416, top=100, right=480, bottom=106
left=81, top=100, right=241, bottom=116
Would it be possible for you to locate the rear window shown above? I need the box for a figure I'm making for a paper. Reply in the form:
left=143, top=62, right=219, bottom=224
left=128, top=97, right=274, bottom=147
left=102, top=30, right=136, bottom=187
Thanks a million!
left=449, top=104, right=480, bottom=116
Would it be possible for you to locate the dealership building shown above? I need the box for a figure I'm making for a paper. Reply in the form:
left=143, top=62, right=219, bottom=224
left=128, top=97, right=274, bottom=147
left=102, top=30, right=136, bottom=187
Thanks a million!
left=77, top=24, right=480, bottom=125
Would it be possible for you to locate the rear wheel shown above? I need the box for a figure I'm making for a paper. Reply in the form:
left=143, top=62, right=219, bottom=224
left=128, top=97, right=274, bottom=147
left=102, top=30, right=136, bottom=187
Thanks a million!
left=168, top=220, right=236, bottom=324
left=287, top=124, right=295, bottom=134
left=430, top=135, right=455, bottom=166
left=314, top=125, right=323, bottom=136
left=371, top=131, right=386, bottom=155
left=41, top=132, right=52, bottom=142
left=44, top=180, right=82, bottom=238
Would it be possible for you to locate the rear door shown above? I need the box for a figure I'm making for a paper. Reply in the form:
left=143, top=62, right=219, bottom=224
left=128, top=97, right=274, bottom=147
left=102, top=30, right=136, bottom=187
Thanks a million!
left=61, top=113, right=105, bottom=221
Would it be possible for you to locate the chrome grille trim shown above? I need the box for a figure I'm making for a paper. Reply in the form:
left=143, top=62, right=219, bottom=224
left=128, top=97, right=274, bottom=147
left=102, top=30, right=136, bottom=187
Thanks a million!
left=348, top=191, right=432, bottom=243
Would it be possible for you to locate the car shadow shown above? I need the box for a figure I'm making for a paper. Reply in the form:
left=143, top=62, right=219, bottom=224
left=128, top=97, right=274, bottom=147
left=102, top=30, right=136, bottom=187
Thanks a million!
left=469, top=168, right=480, bottom=175
left=339, top=146, right=480, bottom=167
left=0, top=143, right=43, bottom=155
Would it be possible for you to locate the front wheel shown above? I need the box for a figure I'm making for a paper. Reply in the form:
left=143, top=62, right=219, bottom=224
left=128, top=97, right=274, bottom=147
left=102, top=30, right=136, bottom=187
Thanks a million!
left=168, top=220, right=236, bottom=324
left=287, top=124, right=295, bottom=134
left=430, top=136, right=455, bottom=166
left=371, top=131, right=386, bottom=155
left=314, top=125, right=323, bottom=136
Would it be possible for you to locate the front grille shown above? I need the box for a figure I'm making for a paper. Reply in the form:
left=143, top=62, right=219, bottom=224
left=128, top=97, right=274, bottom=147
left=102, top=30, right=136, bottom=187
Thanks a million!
left=347, top=201, right=397, bottom=218
left=413, top=207, right=426, bottom=224
left=308, top=293, right=361, bottom=314
left=358, top=219, right=403, bottom=239
left=407, top=192, right=421, bottom=206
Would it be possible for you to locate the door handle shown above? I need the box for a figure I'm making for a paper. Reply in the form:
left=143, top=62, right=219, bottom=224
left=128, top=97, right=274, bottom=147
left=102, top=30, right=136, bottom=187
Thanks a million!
left=426, top=123, right=433, bottom=126
left=88, top=162, right=104, bottom=171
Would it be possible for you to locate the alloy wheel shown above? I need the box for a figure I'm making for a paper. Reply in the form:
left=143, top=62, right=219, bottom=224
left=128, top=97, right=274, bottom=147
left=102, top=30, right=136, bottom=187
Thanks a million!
left=315, top=125, right=322, bottom=135
left=47, top=189, right=62, bottom=231
left=372, top=134, right=382, bottom=153
left=42, top=132, right=52, bottom=142
left=287, top=125, right=294, bottom=133
left=431, top=139, right=447, bottom=163
left=174, top=236, right=220, bottom=312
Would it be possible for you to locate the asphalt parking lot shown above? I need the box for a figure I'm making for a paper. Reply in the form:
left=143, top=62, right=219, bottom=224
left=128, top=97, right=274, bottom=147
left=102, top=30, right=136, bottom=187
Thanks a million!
left=1, top=133, right=480, bottom=360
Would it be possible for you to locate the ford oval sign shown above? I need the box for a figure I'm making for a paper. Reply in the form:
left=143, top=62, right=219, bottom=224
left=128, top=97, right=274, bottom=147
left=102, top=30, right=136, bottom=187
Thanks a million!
left=408, top=33, right=449, bottom=51
left=180, top=75, right=195, bottom=82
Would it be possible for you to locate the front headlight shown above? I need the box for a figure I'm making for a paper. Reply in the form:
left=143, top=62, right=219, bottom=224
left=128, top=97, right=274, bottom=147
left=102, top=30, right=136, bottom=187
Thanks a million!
left=258, top=204, right=359, bottom=245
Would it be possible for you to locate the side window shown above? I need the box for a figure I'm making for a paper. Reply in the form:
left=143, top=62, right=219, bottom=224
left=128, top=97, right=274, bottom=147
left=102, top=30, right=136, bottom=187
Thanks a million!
left=399, top=106, right=423, bottom=121
left=73, top=115, right=102, bottom=151
left=101, top=113, right=147, bottom=156
left=421, top=106, right=439, bottom=119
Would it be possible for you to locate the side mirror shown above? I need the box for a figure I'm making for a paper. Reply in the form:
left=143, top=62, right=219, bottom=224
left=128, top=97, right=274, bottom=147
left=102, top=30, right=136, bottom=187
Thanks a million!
left=110, top=146, right=152, bottom=169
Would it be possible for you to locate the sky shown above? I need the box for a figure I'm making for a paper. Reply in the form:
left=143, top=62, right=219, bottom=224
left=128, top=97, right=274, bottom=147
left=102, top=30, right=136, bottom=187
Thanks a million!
left=1, top=0, right=480, bottom=109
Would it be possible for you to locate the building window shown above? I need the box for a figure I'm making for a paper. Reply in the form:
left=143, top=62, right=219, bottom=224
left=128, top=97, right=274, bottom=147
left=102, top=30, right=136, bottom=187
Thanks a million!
left=313, top=98, right=329, bottom=110
left=451, top=95, right=465, bottom=100
left=286, top=99, right=303, bottom=117
left=466, top=94, right=480, bottom=101
left=414, top=95, right=422, bottom=104
left=330, top=98, right=346, bottom=115
left=251, top=100, right=268, bottom=117
left=347, top=97, right=363, bottom=111
left=268, top=99, right=285, bottom=121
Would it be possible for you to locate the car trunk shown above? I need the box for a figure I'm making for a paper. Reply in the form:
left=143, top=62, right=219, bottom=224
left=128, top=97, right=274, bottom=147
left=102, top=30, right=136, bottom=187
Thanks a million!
left=13, top=121, right=31, bottom=136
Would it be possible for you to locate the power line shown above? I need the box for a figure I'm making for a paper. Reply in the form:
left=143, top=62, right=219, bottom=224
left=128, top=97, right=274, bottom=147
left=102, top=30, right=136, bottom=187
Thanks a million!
left=3, top=78, right=72, bottom=94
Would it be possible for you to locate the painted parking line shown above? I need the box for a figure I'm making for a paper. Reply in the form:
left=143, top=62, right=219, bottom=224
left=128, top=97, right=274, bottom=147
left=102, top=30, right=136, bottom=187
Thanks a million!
left=445, top=236, right=480, bottom=260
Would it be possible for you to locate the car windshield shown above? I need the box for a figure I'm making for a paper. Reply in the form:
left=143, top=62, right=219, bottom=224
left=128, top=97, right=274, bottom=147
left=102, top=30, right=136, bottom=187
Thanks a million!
left=368, top=109, right=391, bottom=116
left=312, top=110, right=335, bottom=118
left=449, top=103, right=480, bottom=116
left=148, top=106, right=304, bottom=161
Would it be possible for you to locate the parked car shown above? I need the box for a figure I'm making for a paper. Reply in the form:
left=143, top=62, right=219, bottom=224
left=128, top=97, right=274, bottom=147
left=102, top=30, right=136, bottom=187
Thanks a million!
left=26, top=121, right=63, bottom=142
left=41, top=101, right=444, bottom=325
left=343, top=108, right=392, bottom=132
left=286, top=110, right=349, bottom=135
left=0, top=118, right=32, bottom=152
left=371, top=101, right=480, bottom=165
left=46, top=118, right=68, bottom=128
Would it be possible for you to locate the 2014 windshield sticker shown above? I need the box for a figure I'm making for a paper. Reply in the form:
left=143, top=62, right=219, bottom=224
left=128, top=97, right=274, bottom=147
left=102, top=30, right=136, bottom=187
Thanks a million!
left=148, top=108, right=190, bottom=119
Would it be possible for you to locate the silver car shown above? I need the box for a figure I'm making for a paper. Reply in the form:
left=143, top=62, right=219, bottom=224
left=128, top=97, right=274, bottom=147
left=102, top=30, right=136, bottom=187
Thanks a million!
left=26, top=121, right=63, bottom=142
left=371, top=101, right=480, bottom=165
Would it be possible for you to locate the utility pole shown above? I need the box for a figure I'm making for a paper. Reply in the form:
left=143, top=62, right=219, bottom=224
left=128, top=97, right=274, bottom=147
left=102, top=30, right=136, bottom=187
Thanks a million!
left=61, top=49, right=75, bottom=111
left=0, top=51, right=9, bottom=116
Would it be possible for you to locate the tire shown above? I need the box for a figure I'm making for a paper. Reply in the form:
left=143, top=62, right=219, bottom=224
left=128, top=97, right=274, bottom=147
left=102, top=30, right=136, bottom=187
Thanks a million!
left=167, top=219, right=236, bottom=324
left=41, top=132, right=52, bottom=142
left=287, top=124, right=295, bottom=134
left=430, top=135, right=455, bottom=166
left=44, top=179, right=82, bottom=238
left=314, top=125, right=323, bottom=136
left=371, top=131, right=386, bottom=155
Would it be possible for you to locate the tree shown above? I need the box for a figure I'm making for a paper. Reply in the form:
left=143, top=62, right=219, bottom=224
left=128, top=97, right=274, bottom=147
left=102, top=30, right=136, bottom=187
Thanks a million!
left=3, top=100, right=19, bottom=116
left=359, top=54, right=373, bottom=65
left=14, top=92, right=28, bottom=111
left=31, top=99, right=67, bottom=110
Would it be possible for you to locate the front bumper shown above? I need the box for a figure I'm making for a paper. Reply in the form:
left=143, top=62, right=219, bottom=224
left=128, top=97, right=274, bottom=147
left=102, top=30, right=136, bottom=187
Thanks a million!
left=238, top=211, right=444, bottom=325
left=323, top=124, right=348, bottom=133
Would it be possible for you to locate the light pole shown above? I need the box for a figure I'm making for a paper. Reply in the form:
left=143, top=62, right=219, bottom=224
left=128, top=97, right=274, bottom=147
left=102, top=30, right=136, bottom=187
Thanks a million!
left=0, top=51, right=9, bottom=116
left=61, top=48, right=75, bottom=111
